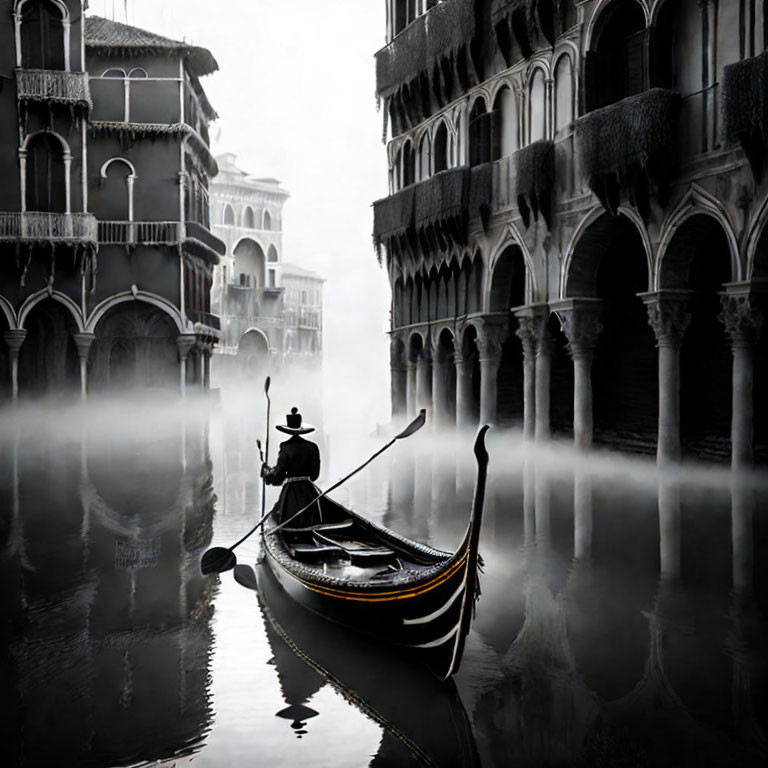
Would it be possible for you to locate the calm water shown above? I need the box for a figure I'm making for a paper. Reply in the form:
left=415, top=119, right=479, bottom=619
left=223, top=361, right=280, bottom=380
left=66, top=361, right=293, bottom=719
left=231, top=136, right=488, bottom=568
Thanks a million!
left=2, top=400, right=768, bottom=767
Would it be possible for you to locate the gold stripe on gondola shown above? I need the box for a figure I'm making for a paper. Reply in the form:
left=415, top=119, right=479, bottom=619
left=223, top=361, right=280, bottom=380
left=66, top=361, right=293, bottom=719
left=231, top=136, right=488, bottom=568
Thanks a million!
left=277, top=548, right=471, bottom=603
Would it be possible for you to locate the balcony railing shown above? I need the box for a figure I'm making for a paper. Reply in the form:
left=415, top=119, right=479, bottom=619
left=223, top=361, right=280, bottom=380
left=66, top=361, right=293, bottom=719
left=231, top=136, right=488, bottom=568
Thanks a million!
left=16, top=69, right=92, bottom=108
left=0, top=212, right=97, bottom=243
left=187, top=310, right=221, bottom=330
left=99, top=220, right=181, bottom=245
left=98, top=220, right=225, bottom=262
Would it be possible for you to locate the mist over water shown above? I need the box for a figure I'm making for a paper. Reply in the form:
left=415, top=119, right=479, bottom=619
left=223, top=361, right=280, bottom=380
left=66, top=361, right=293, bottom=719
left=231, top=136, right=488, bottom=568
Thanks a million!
left=2, top=388, right=768, bottom=767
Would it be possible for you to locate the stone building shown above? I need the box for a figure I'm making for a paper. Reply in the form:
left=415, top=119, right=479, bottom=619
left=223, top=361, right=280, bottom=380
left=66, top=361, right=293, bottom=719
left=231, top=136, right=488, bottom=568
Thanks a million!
left=375, top=0, right=768, bottom=467
left=209, top=153, right=288, bottom=376
left=281, top=263, right=324, bottom=360
left=0, top=4, right=223, bottom=402
left=209, top=154, right=324, bottom=379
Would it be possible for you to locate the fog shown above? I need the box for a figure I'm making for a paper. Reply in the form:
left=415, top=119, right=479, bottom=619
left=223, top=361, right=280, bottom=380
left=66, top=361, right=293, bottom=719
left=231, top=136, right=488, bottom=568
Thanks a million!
left=90, top=0, right=392, bottom=436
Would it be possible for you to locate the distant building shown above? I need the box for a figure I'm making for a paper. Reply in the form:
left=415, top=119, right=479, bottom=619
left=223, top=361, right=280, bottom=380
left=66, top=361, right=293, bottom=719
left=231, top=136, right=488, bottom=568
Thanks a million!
left=209, top=154, right=323, bottom=378
left=0, top=5, right=224, bottom=401
left=282, top=263, right=324, bottom=359
left=375, top=0, right=768, bottom=467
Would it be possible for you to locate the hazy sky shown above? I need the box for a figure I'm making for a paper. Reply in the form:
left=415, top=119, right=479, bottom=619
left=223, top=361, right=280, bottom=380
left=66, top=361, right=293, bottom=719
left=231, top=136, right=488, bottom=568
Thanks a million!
left=91, top=0, right=392, bottom=431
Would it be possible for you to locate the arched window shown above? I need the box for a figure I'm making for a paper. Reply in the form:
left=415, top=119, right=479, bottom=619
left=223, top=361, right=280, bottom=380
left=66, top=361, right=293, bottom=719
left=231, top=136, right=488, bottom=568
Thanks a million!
left=100, top=158, right=137, bottom=221
left=25, top=132, right=68, bottom=213
left=529, top=68, right=547, bottom=143
left=128, top=67, right=148, bottom=78
left=243, top=206, right=256, bottom=229
left=19, top=0, right=67, bottom=71
left=263, top=210, right=272, bottom=230
left=233, top=239, right=266, bottom=289
left=434, top=121, right=448, bottom=172
left=469, top=98, right=491, bottom=166
left=223, top=204, right=235, bottom=226
left=554, top=55, right=574, bottom=133
left=102, top=68, right=126, bottom=78
left=586, top=0, right=647, bottom=111
left=267, top=245, right=279, bottom=263
left=419, top=133, right=431, bottom=180
left=492, top=85, right=518, bottom=159
left=402, top=141, right=415, bottom=186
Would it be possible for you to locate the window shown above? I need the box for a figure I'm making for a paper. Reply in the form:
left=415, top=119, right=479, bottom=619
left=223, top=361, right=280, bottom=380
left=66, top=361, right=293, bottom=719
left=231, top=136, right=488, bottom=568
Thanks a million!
left=267, top=245, right=279, bottom=263
left=223, top=204, right=235, bottom=226
left=102, top=68, right=126, bottom=78
left=263, top=210, right=272, bottom=230
left=25, top=132, right=67, bottom=213
left=128, top=67, right=148, bottom=78
left=434, top=121, right=448, bottom=172
left=243, top=206, right=256, bottom=229
left=529, top=69, right=547, bottom=143
left=100, top=157, right=137, bottom=221
left=19, top=0, right=67, bottom=71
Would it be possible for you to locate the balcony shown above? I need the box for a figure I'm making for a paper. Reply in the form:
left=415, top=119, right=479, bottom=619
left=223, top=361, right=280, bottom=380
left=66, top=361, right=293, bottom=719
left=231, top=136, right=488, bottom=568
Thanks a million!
left=574, top=88, right=681, bottom=216
left=373, top=167, right=470, bottom=248
left=0, top=212, right=97, bottom=244
left=187, top=310, right=221, bottom=331
left=98, top=220, right=225, bottom=264
left=376, top=0, right=475, bottom=100
left=16, top=69, right=92, bottom=109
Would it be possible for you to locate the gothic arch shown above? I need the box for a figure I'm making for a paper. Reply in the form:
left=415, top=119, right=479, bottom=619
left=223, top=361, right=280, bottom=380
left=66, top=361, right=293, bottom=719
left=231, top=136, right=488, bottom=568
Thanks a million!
left=19, top=289, right=83, bottom=332
left=85, top=292, right=184, bottom=334
left=656, top=188, right=740, bottom=289
left=562, top=205, right=653, bottom=298
left=489, top=229, right=537, bottom=305
left=584, top=0, right=650, bottom=53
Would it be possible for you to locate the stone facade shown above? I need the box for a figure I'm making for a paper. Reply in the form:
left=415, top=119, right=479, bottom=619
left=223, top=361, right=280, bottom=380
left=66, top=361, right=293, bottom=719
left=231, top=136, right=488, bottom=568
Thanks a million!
left=376, top=0, right=768, bottom=466
left=209, top=154, right=323, bottom=379
left=0, top=5, right=223, bottom=401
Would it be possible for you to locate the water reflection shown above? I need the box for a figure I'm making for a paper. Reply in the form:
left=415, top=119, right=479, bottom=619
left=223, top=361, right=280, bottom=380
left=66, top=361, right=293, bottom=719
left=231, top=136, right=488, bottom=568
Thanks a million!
left=0, top=407, right=215, bottom=767
left=2, top=408, right=768, bottom=767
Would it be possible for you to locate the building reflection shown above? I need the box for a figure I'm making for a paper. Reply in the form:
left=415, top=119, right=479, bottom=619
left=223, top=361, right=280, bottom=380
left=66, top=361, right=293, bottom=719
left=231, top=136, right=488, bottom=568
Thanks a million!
left=0, top=412, right=215, bottom=767
left=457, top=447, right=768, bottom=768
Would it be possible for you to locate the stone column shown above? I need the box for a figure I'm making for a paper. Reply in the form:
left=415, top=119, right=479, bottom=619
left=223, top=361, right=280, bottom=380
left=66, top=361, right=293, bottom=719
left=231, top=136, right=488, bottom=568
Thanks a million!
left=555, top=299, right=603, bottom=451
left=415, top=341, right=433, bottom=417
left=406, top=360, right=417, bottom=418
left=390, top=335, right=407, bottom=423
left=454, top=347, right=473, bottom=431
left=719, top=290, right=764, bottom=471
left=477, top=320, right=506, bottom=427
left=432, top=338, right=449, bottom=431
left=72, top=333, right=96, bottom=400
left=642, top=291, right=693, bottom=464
left=514, top=317, right=537, bottom=442
left=177, top=334, right=196, bottom=398
left=3, top=330, right=27, bottom=402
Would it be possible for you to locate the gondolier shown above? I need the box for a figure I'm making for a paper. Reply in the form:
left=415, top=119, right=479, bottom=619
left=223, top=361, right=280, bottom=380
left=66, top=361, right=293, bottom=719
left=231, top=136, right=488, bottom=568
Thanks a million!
left=261, top=407, right=321, bottom=527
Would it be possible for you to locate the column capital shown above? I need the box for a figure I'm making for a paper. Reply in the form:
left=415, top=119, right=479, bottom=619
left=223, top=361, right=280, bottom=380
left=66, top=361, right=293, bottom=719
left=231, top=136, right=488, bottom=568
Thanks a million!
left=640, top=290, right=693, bottom=348
left=177, top=333, right=197, bottom=361
left=72, top=332, right=96, bottom=361
left=513, top=303, right=550, bottom=356
left=3, top=329, right=27, bottom=356
left=719, top=289, right=764, bottom=348
left=476, top=318, right=507, bottom=365
left=552, top=298, right=603, bottom=359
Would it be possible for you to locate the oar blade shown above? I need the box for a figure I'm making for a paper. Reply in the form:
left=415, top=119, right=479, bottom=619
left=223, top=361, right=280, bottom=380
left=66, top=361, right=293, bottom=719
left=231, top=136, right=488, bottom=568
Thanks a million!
left=395, top=409, right=427, bottom=440
left=234, top=564, right=259, bottom=591
left=264, top=376, right=271, bottom=394
left=201, top=546, right=237, bottom=575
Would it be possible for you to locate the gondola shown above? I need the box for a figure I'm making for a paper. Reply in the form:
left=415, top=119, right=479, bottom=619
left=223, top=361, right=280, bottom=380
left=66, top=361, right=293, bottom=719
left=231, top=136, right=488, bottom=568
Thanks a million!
left=246, top=556, right=481, bottom=768
left=255, top=426, right=489, bottom=681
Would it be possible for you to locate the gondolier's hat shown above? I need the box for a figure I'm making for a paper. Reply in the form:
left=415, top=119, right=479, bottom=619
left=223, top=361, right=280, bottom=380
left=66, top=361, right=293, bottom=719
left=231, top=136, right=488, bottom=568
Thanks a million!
left=276, top=407, right=315, bottom=435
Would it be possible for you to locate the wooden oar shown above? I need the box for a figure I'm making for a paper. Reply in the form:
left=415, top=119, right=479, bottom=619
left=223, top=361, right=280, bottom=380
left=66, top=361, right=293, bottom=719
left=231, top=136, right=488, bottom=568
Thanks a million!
left=201, top=409, right=427, bottom=575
